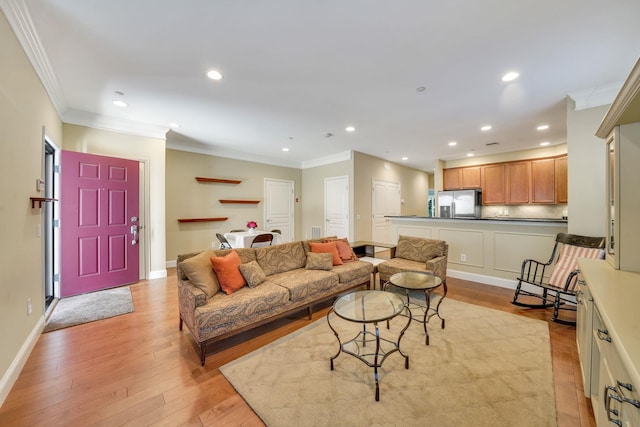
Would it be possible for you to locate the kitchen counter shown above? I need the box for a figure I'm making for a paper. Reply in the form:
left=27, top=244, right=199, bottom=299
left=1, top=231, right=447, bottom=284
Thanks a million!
left=386, top=216, right=568, bottom=287
left=386, top=215, right=567, bottom=225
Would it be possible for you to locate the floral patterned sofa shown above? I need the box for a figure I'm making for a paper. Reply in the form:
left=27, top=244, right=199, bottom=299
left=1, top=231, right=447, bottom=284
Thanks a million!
left=377, top=235, right=448, bottom=285
left=176, top=239, right=374, bottom=365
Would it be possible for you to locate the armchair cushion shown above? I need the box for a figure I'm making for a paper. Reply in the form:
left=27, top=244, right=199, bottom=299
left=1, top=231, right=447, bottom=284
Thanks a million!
left=396, top=235, right=446, bottom=263
left=548, top=245, right=603, bottom=288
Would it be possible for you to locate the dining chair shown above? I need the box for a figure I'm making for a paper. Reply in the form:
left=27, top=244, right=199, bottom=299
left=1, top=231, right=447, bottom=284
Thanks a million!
left=250, top=233, right=274, bottom=247
left=216, top=233, right=232, bottom=249
left=270, top=229, right=282, bottom=234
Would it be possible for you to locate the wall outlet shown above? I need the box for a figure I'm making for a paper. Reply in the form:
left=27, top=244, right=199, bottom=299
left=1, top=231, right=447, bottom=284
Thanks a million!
left=503, top=209, right=509, bottom=216
left=460, top=253, right=467, bottom=262
left=27, top=298, right=32, bottom=316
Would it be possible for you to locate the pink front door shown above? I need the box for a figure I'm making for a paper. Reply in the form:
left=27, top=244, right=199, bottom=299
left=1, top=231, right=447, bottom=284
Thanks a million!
left=61, top=151, right=140, bottom=297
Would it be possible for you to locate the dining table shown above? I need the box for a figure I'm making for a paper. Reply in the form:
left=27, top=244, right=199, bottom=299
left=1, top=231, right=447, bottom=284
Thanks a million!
left=224, top=230, right=282, bottom=248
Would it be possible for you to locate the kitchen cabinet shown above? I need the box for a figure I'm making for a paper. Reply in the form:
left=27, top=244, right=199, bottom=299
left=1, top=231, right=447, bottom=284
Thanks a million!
left=506, top=161, right=530, bottom=204
left=481, top=164, right=506, bottom=204
left=443, top=167, right=481, bottom=190
left=555, top=156, right=568, bottom=204
left=531, top=158, right=556, bottom=204
left=577, top=259, right=640, bottom=427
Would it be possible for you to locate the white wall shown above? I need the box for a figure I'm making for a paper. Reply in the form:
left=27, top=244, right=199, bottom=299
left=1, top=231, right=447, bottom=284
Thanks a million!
left=566, top=100, right=609, bottom=237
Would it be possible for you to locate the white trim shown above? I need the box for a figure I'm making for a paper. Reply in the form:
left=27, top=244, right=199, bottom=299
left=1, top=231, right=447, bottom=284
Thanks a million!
left=447, top=269, right=518, bottom=290
left=0, top=315, right=45, bottom=405
left=596, top=58, right=640, bottom=138
left=166, top=260, right=177, bottom=269
left=149, top=269, right=168, bottom=280
left=301, top=150, right=352, bottom=169
left=0, top=0, right=67, bottom=116
left=64, top=109, right=169, bottom=140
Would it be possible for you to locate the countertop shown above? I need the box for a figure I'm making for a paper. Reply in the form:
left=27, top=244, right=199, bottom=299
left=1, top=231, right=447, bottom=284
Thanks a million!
left=386, top=215, right=568, bottom=224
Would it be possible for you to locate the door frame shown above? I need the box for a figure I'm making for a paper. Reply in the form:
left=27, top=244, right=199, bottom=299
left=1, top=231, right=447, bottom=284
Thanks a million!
left=42, top=129, right=61, bottom=307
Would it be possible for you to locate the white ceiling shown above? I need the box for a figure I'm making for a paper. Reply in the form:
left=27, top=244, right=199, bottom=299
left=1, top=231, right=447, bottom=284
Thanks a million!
left=8, top=0, right=640, bottom=171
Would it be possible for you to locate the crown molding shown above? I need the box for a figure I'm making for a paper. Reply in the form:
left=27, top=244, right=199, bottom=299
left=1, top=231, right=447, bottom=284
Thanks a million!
left=596, top=58, right=640, bottom=138
left=64, top=109, right=169, bottom=140
left=568, top=81, right=622, bottom=112
left=1, top=0, right=67, bottom=116
left=301, top=150, right=353, bottom=169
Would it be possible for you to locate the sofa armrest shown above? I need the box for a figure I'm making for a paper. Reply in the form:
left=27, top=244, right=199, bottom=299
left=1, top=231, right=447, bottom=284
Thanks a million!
left=426, top=255, right=447, bottom=283
left=177, top=278, right=208, bottom=336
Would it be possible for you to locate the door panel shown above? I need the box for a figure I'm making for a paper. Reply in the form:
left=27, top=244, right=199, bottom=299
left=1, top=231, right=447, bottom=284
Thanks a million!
left=61, top=151, right=139, bottom=297
left=265, top=179, right=294, bottom=243
left=325, top=176, right=349, bottom=238
left=372, top=179, right=400, bottom=244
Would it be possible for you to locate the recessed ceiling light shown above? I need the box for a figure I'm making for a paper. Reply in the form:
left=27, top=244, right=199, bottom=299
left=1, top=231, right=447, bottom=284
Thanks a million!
left=448, top=141, right=457, bottom=146
left=282, top=147, right=289, bottom=152
left=169, top=123, right=181, bottom=129
left=537, top=124, right=550, bottom=131
left=481, top=125, right=492, bottom=131
left=112, top=100, right=127, bottom=107
left=207, top=70, right=223, bottom=80
left=345, top=126, right=355, bottom=132
left=466, top=152, right=475, bottom=157
left=402, top=156, right=408, bottom=161
left=501, top=71, right=519, bottom=82
left=540, top=141, right=550, bottom=146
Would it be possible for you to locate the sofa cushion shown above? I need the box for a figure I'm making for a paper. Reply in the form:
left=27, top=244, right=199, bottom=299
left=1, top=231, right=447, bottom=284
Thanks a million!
left=309, top=241, right=343, bottom=266
left=211, top=247, right=257, bottom=264
left=210, top=251, right=246, bottom=295
left=268, top=269, right=339, bottom=302
left=195, top=281, right=291, bottom=340
left=331, top=260, right=374, bottom=284
left=179, top=250, right=220, bottom=298
left=305, top=252, right=333, bottom=271
left=238, top=260, right=267, bottom=288
left=396, top=235, right=446, bottom=263
left=323, top=237, right=358, bottom=263
left=378, top=257, right=431, bottom=282
left=255, top=242, right=307, bottom=276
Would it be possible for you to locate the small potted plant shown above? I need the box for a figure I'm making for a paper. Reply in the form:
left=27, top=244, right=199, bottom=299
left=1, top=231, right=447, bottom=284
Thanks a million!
left=246, top=220, right=258, bottom=234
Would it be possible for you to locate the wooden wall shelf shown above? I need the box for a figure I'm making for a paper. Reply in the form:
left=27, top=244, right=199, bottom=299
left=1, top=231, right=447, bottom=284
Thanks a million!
left=195, top=177, right=241, bottom=184
left=30, top=197, right=58, bottom=208
left=177, top=217, right=228, bottom=223
left=219, top=199, right=260, bottom=204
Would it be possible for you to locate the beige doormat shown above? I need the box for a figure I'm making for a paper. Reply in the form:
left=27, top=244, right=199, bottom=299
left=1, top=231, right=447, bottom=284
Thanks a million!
left=221, top=298, right=557, bottom=426
left=43, top=287, right=134, bottom=333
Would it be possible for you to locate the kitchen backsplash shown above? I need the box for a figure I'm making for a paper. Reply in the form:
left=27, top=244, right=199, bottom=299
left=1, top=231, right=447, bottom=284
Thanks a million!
left=481, top=204, right=568, bottom=219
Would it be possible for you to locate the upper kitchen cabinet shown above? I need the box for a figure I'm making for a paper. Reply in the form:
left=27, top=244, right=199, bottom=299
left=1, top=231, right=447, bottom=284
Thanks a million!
left=481, top=164, right=506, bottom=204
left=443, top=166, right=481, bottom=190
left=555, top=156, right=568, bottom=204
left=596, top=57, right=640, bottom=272
left=531, top=158, right=556, bottom=204
left=506, top=161, right=531, bottom=204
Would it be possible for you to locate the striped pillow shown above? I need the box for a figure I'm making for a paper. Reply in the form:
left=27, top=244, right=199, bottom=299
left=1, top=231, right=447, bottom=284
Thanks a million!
left=548, top=244, right=603, bottom=288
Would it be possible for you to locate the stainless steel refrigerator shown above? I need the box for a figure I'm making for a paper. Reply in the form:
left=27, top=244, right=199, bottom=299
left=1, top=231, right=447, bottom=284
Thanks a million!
left=437, top=189, right=482, bottom=218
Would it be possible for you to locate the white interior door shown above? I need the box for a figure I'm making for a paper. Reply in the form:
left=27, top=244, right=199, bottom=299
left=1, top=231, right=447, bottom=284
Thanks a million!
left=324, top=176, right=349, bottom=239
left=264, top=178, right=294, bottom=243
left=372, top=179, right=400, bottom=244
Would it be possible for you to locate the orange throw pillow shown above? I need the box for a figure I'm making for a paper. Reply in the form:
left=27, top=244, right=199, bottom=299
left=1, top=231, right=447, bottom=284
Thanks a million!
left=210, top=251, right=246, bottom=295
left=323, top=237, right=358, bottom=263
left=309, top=241, right=343, bottom=266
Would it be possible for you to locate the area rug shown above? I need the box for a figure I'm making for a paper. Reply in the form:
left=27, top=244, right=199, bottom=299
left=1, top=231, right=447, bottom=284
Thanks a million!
left=220, top=298, right=557, bottom=426
left=43, top=287, right=134, bottom=333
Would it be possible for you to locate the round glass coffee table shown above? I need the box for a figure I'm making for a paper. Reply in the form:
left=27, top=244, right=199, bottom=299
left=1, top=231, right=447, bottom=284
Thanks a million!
left=383, top=271, right=447, bottom=345
left=327, top=290, right=411, bottom=401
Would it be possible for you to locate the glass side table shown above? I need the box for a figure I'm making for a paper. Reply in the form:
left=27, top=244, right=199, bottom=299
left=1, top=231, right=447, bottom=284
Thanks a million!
left=383, top=271, right=447, bottom=345
left=327, top=290, right=411, bottom=401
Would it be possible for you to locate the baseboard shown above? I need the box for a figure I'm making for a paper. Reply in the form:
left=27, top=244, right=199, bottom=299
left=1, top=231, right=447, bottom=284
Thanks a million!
left=149, top=269, right=167, bottom=280
left=447, top=269, right=518, bottom=290
left=165, top=260, right=177, bottom=269
left=0, top=315, right=45, bottom=406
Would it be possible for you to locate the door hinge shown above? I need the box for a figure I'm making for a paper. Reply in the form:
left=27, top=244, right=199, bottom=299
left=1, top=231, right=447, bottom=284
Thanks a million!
left=53, top=219, right=60, bottom=228
left=54, top=165, right=61, bottom=173
left=53, top=273, right=60, bottom=282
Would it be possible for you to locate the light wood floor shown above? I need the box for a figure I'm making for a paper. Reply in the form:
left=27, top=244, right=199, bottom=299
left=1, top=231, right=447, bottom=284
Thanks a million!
left=1, top=263, right=595, bottom=426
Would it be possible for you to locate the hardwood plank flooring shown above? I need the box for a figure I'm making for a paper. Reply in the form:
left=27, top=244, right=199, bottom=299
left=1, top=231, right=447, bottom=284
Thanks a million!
left=1, top=259, right=595, bottom=426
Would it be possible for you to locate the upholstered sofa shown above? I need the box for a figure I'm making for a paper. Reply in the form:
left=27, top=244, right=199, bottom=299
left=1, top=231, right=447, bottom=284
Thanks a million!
left=176, top=239, right=374, bottom=365
left=377, top=235, right=448, bottom=284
